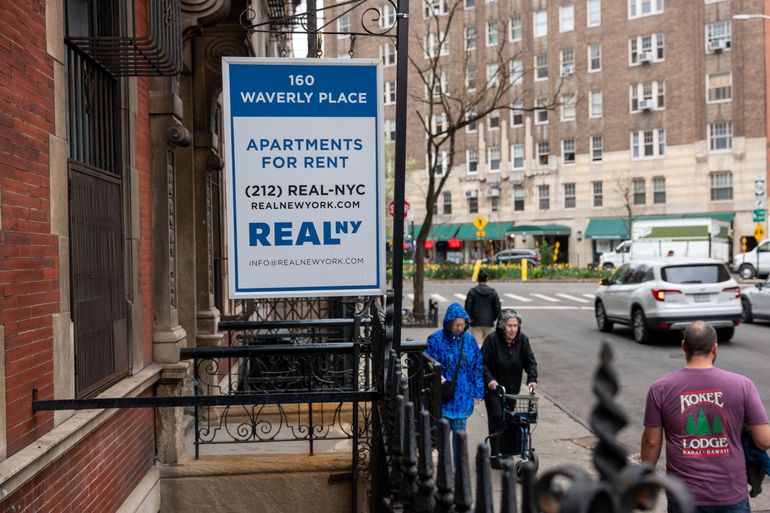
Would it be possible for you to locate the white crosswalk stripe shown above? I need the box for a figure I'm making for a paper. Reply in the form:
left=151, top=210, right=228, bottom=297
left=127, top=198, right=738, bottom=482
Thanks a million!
left=431, top=293, right=448, bottom=302
left=504, top=293, right=532, bottom=302
left=556, top=293, right=590, bottom=303
left=454, top=293, right=467, bottom=301
left=582, top=293, right=595, bottom=299
left=531, top=293, right=560, bottom=303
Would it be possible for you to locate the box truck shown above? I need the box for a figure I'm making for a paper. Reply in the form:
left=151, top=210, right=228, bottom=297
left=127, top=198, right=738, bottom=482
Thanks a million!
left=599, top=218, right=731, bottom=269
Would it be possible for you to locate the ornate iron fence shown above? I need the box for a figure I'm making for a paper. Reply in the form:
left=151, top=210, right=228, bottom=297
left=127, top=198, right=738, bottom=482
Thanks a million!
left=372, top=343, right=695, bottom=513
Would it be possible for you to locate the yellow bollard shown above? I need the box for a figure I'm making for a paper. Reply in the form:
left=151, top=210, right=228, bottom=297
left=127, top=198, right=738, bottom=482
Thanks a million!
left=521, top=258, right=528, bottom=281
left=472, top=259, right=482, bottom=282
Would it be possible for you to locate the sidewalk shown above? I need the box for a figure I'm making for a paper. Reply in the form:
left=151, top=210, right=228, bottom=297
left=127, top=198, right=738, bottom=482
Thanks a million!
left=402, top=326, right=770, bottom=512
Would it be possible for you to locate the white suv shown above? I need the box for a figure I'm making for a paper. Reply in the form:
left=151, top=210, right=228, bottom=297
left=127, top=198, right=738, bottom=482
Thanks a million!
left=594, top=258, right=742, bottom=344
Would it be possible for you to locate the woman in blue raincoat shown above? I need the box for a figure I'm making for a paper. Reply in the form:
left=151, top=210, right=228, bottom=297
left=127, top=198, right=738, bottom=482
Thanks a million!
left=426, top=303, right=485, bottom=457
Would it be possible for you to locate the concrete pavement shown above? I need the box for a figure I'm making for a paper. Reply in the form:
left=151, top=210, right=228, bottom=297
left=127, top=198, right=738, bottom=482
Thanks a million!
left=403, top=325, right=770, bottom=512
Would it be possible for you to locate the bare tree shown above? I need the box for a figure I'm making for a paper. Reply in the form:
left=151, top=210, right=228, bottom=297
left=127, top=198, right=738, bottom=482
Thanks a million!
left=407, top=0, right=562, bottom=315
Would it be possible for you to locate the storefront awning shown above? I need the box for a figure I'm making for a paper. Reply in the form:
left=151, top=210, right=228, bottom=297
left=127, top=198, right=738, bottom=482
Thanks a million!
left=585, top=218, right=630, bottom=240
left=455, top=222, right=513, bottom=241
left=638, top=212, right=734, bottom=222
left=506, top=224, right=571, bottom=236
left=410, top=223, right=461, bottom=241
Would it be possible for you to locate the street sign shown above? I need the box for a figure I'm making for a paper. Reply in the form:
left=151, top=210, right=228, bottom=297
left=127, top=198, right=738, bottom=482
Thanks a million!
left=388, top=199, right=410, bottom=218
left=753, top=209, right=766, bottom=223
left=222, top=57, right=385, bottom=298
left=755, top=223, right=766, bottom=243
left=473, top=214, right=487, bottom=230
left=476, top=230, right=486, bottom=238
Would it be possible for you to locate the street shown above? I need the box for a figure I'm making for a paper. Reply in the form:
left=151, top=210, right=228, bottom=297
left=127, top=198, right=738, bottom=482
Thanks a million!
left=403, top=280, right=770, bottom=454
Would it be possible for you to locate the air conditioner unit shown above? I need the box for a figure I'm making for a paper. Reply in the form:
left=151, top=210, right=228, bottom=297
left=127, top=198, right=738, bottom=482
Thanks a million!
left=562, top=64, right=574, bottom=76
left=637, top=99, right=654, bottom=111
left=465, top=190, right=478, bottom=198
left=485, top=188, right=501, bottom=198
left=709, top=39, right=729, bottom=52
left=638, top=51, right=653, bottom=64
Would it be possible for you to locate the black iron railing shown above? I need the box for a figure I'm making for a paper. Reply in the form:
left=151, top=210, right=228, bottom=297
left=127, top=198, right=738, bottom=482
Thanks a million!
left=372, top=343, right=695, bottom=513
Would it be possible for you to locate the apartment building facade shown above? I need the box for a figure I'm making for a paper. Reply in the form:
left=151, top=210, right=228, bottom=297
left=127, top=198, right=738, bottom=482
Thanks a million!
left=326, top=0, right=768, bottom=265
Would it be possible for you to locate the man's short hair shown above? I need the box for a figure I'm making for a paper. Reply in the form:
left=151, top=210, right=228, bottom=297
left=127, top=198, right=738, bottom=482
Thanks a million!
left=683, top=321, right=716, bottom=356
left=478, top=270, right=488, bottom=282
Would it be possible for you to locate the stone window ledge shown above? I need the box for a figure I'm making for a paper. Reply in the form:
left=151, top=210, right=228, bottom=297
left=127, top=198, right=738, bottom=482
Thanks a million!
left=0, top=363, right=163, bottom=501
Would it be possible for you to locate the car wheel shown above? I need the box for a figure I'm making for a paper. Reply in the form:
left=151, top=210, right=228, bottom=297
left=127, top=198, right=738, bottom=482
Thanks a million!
left=741, top=297, right=754, bottom=324
left=738, top=264, right=756, bottom=280
left=602, top=263, right=614, bottom=270
left=595, top=301, right=614, bottom=333
left=716, top=327, right=735, bottom=342
left=632, top=308, right=651, bottom=345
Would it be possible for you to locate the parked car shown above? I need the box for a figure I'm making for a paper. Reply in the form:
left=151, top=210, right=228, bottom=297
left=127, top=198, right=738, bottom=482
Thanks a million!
left=593, top=258, right=742, bottom=344
left=732, top=238, right=770, bottom=279
left=741, top=277, right=770, bottom=323
left=491, top=249, right=540, bottom=265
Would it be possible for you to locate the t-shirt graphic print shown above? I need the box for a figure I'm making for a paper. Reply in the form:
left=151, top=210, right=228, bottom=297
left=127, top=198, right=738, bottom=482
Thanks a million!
left=679, top=389, right=729, bottom=457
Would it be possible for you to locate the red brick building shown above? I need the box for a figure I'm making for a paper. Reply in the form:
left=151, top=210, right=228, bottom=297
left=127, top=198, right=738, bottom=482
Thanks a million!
left=0, top=0, right=280, bottom=510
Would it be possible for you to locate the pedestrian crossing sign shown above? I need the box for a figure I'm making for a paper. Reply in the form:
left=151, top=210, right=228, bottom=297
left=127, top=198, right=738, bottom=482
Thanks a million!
left=473, top=215, right=487, bottom=230
left=755, top=223, right=766, bottom=243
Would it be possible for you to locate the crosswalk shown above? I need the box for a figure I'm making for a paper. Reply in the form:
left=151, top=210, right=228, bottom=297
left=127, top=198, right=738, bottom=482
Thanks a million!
left=405, top=291, right=596, bottom=311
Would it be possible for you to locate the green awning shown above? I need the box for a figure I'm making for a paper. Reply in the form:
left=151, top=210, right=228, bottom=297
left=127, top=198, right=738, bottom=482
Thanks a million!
left=411, top=223, right=462, bottom=240
left=637, top=212, right=734, bottom=222
left=506, top=224, right=571, bottom=236
left=455, top=222, right=513, bottom=241
left=585, top=218, right=630, bottom=240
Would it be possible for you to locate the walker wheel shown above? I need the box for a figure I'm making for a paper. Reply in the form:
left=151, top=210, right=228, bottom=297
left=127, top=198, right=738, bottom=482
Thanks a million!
left=514, top=450, right=539, bottom=483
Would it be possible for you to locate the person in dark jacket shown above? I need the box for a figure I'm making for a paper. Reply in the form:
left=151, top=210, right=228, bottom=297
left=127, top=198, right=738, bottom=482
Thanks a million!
left=465, top=270, right=502, bottom=346
left=481, top=308, right=538, bottom=468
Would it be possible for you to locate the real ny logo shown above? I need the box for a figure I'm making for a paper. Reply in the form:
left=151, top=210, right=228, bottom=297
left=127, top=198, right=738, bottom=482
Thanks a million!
left=679, top=390, right=729, bottom=457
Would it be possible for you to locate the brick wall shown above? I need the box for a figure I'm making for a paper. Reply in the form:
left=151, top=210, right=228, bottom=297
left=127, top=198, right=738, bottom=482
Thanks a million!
left=0, top=399, right=156, bottom=513
left=0, top=0, right=57, bottom=454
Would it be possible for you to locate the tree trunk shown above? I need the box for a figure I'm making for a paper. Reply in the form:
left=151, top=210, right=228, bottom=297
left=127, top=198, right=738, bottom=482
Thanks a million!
left=413, top=242, right=426, bottom=315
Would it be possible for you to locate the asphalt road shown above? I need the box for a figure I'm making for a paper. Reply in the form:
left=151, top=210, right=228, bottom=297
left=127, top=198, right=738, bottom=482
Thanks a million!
left=402, top=279, right=770, bottom=454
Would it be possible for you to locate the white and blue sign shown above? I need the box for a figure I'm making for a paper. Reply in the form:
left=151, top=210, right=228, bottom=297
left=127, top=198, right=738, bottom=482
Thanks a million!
left=222, top=57, right=385, bottom=298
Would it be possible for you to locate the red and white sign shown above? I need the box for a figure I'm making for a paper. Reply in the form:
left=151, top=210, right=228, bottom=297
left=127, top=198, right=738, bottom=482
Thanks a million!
left=388, top=199, right=410, bottom=218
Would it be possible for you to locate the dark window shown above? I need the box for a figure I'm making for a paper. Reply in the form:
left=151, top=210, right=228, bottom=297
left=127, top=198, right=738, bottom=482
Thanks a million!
left=662, top=264, right=731, bottom=284
left=611, top=264, right=632, bottom=284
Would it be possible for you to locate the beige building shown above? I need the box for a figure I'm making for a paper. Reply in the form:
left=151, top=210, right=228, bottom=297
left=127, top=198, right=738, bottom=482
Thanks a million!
left=325, top=0, right=766, bottom=265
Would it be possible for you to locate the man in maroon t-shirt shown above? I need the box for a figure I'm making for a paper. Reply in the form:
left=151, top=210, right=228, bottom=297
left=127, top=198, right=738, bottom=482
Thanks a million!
left=642, top=321, right=770, bottom=513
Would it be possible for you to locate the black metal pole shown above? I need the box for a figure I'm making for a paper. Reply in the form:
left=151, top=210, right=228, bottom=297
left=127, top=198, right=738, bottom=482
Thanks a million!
left=306, top=0, right=318, bottom=57
left=391, top=0, right=410, bottom=354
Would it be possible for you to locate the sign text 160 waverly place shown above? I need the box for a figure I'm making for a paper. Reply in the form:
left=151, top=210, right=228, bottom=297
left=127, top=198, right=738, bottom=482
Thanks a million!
left=222, top=58, right=385, bottom=298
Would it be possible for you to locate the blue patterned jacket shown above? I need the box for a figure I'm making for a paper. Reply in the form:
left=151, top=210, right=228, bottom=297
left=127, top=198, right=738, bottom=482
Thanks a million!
left=425, top=303, right=484, bottom=419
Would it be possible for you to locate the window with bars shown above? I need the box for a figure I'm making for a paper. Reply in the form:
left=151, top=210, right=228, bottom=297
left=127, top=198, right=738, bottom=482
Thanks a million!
left=633, top=178, right=646, bottom=205
left=591, top=135, right=603, bottom=161
left=709, top=122, right=733, bottom=151
left=514, top=185, right=525, bottom=211
left=653, top=176, right=666, bottom=204
left=592, top=181, right=603, bottom=207
left=564, top=183, right=576, bottom=208
left=710, top=171, right=733, bottom=200
left=562, top=139, right=576, bottom=164
left=443, top=191, right=452, bottom=214
left=707, top=72, right=732, bottom=103
left=538, top=185, right=550, bottom=210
